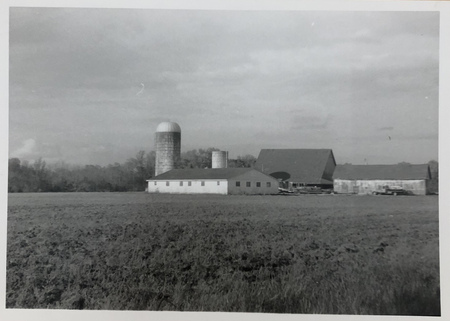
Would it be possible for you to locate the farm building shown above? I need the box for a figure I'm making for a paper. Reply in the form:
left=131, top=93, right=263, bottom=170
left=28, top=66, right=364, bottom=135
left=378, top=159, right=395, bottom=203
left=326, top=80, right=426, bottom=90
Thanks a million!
left=254, top=149, right=336, bottom=189
left=333, top=164, right=432, bottom=195
left=147, top=168, right=279, bottom=195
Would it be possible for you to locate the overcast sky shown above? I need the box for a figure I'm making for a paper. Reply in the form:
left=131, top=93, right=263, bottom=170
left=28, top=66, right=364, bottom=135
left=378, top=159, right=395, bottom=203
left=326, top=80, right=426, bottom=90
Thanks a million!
left=9, top=8, right=439, bottom=165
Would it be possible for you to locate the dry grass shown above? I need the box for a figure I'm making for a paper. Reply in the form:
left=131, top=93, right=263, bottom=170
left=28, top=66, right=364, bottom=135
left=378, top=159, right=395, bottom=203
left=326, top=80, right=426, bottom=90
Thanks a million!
left=6, top=193, right=440, bottom=315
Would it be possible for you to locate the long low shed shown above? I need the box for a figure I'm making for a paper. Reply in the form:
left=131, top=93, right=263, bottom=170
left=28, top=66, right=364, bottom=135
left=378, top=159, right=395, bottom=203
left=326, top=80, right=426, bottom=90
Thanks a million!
left=147, top=168, right=279, bottom=195
left=333, top=164, right=431, bottom=195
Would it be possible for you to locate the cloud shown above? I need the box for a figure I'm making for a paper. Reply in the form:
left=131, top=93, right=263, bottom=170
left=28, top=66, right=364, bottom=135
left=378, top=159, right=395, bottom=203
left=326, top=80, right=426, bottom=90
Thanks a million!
left=10, top=138, right=37, bottom=158
left=8, top=9, right=439, bottom=165
left=290, top=112, right=333, bottom=131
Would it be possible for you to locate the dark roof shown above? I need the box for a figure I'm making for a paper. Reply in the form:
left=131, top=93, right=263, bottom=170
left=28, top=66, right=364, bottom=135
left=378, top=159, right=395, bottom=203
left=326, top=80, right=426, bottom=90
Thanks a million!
left=333, top=164, right=431, bottom=180
left=254, top=149, right=336, bottom=184
left=148, top=168, right=259, bottom=180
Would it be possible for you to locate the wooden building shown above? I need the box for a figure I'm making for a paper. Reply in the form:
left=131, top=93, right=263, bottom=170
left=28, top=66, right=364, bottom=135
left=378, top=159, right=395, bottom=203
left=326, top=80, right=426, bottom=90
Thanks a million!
left=333, top=164, right=432, bottom=195
left=147, top=168, right=279, bottom=195
left=254, top=149, right=336, bottom=189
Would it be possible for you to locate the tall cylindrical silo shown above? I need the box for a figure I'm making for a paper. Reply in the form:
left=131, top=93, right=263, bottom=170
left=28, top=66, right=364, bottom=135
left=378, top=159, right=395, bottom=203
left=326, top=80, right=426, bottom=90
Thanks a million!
left=155, top=122, right=181, bottom=176
left=212, top=150, right=228, bottom=168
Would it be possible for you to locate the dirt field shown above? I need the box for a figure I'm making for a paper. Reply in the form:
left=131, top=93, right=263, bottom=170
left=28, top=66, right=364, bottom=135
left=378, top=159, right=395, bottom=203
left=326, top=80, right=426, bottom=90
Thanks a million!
left=6, top=192, right=440, bottom=314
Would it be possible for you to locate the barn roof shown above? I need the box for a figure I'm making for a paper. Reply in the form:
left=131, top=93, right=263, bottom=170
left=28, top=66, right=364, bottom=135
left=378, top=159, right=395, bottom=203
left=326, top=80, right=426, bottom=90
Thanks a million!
left=254, top=149, right=336, bottom=184
left=333, top=164, right=431, bottom=180
left=148, top=168, right=268, bottom=180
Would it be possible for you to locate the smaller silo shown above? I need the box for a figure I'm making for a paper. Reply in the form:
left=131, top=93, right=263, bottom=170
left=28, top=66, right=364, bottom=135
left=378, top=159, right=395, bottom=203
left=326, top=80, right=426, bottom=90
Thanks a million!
left=212, top=151, right=228, bottom=168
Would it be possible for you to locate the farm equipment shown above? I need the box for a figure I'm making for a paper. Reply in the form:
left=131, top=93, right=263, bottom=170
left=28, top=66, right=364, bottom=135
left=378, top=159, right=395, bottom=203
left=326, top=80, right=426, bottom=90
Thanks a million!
left=372, top=185, right=410, bottom=196
left=297, top=186, right=323, bottom=194
left=278, top=183, right=333, bottom=195
left=278, top=187, right=294, bottom=194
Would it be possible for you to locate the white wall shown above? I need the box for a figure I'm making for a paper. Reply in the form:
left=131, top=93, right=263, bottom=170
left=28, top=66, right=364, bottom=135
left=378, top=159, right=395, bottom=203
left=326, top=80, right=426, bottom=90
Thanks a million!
left=333, top=179, right=428, bottom=195
left=147, top=179, right=228, bottom=194
left=147, top=170, right=279, bottom=195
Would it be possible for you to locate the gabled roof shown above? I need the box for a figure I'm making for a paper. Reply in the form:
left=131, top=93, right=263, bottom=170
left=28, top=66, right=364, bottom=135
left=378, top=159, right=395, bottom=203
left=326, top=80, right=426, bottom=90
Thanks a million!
left=148, top=168, right=257, bottom=180
left=333, top=164, right=431, bottom=180
left=254, top=149, right=336, bottom=184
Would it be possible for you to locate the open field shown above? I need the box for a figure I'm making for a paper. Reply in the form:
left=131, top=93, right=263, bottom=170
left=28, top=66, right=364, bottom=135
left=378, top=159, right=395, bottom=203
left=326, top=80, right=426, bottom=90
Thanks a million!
left=6, top=192, right=440, bottom=315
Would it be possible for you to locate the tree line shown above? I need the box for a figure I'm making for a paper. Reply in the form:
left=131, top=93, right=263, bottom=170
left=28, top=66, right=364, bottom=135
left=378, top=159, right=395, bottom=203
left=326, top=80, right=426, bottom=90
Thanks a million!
left=8, top=148, right=257, bottom=193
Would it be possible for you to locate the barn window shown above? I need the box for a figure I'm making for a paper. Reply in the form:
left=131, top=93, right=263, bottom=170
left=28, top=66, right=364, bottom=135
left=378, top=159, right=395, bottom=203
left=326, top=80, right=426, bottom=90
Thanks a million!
left=246, top=182, right=251, bottom=187
left=256, top=182, right=261, bottom=187
left=201, top=181, right=205, bottom=186
left=180, top=181, right=183, bottom=186
left=236, top=181, right=240, bottom=187
left=166, top=181, right=170, bottom=186
left=217, top=181, right=220, bottom=185
left=266, top=182, right=271, bottom=187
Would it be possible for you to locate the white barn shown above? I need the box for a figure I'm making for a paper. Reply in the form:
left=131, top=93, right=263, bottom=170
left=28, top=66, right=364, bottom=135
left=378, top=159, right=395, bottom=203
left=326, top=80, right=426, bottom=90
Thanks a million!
left=147, top=168, right=279, bottom=195
left=333, top=164, right=432, bottom=195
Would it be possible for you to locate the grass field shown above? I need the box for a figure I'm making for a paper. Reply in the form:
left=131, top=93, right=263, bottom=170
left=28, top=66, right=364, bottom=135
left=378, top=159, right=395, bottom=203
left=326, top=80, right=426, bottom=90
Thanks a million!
left=6, top=192, right=440, bottom=315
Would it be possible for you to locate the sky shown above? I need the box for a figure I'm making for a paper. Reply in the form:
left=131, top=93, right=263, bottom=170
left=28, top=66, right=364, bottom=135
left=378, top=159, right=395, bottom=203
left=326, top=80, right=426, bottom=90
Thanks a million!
left=8, top=8, right=439, bottom=166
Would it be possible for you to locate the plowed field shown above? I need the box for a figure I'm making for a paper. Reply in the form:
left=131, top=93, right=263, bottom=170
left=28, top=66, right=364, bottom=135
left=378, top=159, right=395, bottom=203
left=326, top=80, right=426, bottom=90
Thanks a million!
left=6, top=193, right=440, bottom=315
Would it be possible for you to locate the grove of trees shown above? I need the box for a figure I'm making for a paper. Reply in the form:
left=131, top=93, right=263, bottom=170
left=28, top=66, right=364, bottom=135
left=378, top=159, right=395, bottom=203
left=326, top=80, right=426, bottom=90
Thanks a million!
left=9, top=151, right=437, bottom=194
left=8, top=148, right=257, bottom=193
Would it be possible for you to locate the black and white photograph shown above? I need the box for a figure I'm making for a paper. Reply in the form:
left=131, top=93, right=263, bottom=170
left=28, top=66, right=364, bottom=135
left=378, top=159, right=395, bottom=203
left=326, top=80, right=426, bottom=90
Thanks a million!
left=2, top=1, right=449, bottom=320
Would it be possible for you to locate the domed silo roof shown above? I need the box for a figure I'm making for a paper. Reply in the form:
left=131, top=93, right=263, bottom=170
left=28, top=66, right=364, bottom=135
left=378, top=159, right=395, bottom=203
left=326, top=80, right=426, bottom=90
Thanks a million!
left=156, top=122, right=181, bottom=133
